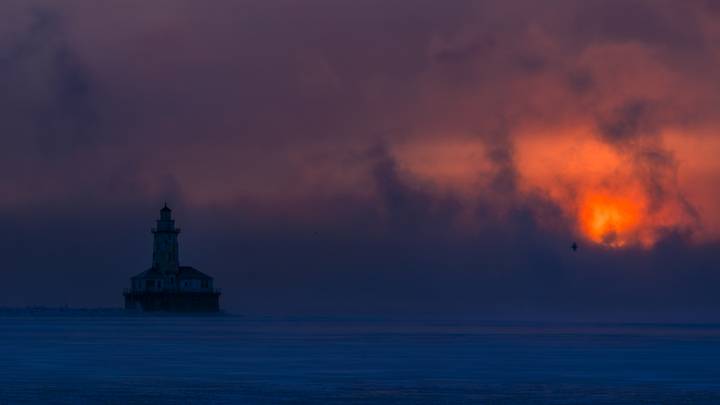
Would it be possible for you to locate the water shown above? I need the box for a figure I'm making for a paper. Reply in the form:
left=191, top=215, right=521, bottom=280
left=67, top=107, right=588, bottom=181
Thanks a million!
left=1, top=312, right=720, bottom=404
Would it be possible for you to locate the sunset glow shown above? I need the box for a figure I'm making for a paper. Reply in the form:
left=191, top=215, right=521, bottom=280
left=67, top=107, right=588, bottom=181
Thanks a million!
left=579, top=192, right=644, bottom=247
left=5, top=0, right=720, bottom=336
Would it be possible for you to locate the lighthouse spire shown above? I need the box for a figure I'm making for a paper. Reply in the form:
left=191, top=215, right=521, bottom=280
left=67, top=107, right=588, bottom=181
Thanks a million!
left=152, top=204, right=181, bottom=273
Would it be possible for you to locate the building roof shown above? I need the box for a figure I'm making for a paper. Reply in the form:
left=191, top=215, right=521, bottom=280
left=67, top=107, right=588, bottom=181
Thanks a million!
left=131, top=266, right=212, bottom=280
left=177, top=266, right=212, bottom=280
left=131, top=267, right=162, bottom=279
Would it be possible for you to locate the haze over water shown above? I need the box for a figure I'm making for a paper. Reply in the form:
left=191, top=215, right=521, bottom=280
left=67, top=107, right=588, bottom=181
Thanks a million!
left=2, top=312, right=720, bottom=404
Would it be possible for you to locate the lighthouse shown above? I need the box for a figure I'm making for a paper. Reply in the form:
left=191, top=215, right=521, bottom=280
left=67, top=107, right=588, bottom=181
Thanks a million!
left=152, top=204, right=180, bottom=273
left=123, top=205, right=221, bottom=312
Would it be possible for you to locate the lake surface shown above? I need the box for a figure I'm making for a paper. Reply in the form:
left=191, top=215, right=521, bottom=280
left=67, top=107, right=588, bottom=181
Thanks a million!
left=1, top=312, right=720, bottom=404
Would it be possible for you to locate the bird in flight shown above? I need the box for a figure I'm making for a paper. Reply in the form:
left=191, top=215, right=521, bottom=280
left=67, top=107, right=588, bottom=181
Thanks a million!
left=571, top=242, right=578, bottom=252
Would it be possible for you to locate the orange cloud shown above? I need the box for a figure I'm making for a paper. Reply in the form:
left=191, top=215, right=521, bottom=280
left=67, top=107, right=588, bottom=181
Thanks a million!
left=515, top=126, right=707, bottom=248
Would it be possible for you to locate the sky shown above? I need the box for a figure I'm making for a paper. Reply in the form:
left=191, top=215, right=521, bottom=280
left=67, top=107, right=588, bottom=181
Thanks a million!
left=1, top=0, right=720, bottom=319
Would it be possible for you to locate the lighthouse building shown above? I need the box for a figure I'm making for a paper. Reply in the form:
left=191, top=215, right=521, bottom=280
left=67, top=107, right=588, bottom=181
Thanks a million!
left=123, top=205, right=221, bottom=312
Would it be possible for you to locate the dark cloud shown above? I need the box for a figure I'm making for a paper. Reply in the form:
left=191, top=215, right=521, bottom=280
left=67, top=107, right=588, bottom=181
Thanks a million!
left=0, top=9, right=100, bottom=156
left=0, top=0, right=718, bottom=319
left=369, top=144, right=461, bottom=235
left=598, top=100, right=655, bottom=144
left=567, top=69, right=595, bottom=94
left=572, top=0, right=706, bottom=52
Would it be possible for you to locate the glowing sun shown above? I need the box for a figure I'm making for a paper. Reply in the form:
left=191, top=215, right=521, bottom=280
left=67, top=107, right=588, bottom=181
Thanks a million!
left=579, top=192, right=644, bottom=247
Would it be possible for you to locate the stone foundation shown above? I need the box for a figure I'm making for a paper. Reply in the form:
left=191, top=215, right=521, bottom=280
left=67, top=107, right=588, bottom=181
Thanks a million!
left=124, top=291, right=221, bottom=312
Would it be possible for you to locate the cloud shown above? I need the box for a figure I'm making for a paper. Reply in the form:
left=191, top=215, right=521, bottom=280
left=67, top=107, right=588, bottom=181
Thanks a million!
left=0, top=9, right=100, bottom=155
left=0, top=0, right=719, bottom=317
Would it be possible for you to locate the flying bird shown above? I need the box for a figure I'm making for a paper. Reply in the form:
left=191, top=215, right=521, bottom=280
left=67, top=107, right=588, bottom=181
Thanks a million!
left=571, top=242, right=578, bottom=252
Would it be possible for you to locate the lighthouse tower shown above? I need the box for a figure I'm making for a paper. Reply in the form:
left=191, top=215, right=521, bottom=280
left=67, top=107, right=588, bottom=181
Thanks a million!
left=152, top=204, right=180, bottom=273
left=124, top=204, right=220, bottom=312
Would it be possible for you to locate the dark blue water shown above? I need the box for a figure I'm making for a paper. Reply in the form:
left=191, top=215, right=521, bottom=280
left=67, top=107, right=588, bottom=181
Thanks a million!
left=1, top=313, right=720, bottom=404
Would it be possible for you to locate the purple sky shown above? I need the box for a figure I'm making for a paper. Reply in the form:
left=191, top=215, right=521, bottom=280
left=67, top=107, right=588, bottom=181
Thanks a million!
left=1, top=1, right=720, bottom=319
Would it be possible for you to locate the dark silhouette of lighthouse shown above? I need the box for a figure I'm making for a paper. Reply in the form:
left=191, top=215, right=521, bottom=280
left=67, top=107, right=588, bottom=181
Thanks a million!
left=123, top=205, right=221, bottom=312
